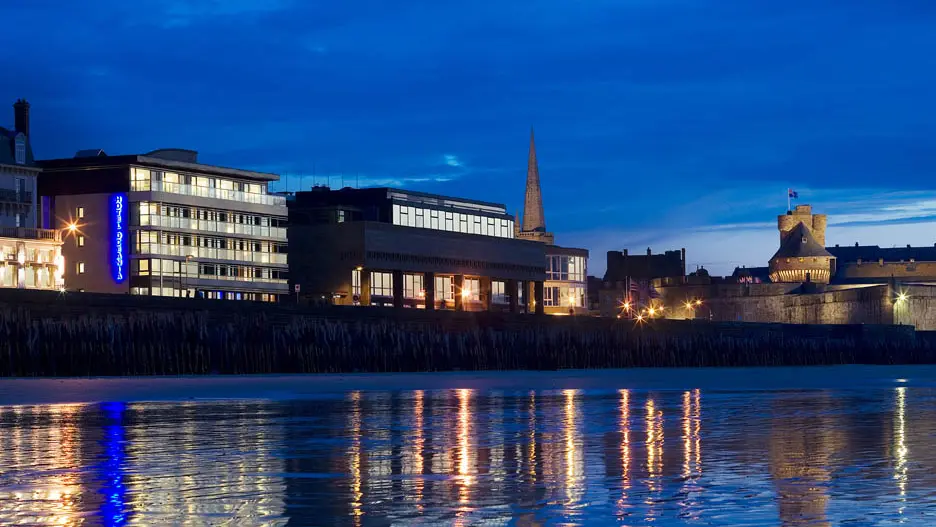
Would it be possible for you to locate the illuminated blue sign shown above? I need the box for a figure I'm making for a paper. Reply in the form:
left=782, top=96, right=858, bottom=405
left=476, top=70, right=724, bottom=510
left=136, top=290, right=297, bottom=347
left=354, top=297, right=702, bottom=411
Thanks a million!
left=110, top=193, right=128, bottom=283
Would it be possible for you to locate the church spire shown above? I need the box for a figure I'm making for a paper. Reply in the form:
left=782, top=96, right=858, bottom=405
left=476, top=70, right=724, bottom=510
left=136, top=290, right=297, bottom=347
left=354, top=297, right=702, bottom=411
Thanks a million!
left=522, top=127, right=546, bottom=233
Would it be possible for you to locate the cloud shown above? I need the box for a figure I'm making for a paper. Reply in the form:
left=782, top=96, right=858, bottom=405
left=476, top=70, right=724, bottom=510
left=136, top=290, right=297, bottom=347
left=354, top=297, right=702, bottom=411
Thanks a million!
left=444, top=155, right=463, bottom=168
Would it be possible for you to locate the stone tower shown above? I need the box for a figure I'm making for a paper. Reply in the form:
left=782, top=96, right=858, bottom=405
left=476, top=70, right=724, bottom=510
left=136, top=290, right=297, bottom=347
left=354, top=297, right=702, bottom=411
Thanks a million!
left=778, top=204, right=827, bottom=246
left=516, top=128, right=554, bottom=244
left=769, top=204, right=834, bottom=284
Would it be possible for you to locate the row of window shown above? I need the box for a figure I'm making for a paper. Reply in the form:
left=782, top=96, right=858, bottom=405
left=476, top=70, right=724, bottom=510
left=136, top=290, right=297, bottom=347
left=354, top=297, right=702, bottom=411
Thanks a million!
left=131, top=168, right=285, bottom=207
left=0, top=264, right=57, bottom=289
left=129, top=286, right=277, bottom=302
left=546, top=255, right=587, bottom=282
left=133, top=231, right=288, bottom=264
left=391, top=204, right=514, bottom=239
left=131, top=258, right=286, bottom=282
left=134, top=231, right=284, bottom=252
left=351, top=270, right=518, bottom=304
left=137, top=202, right=285, bottom=228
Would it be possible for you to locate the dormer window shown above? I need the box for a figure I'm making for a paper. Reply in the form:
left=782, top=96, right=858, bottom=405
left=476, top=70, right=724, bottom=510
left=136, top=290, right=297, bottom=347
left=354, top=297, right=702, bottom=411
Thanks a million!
left=13, top=134, right=26, bottom=165
left=801, top=236, right=807, bottom=244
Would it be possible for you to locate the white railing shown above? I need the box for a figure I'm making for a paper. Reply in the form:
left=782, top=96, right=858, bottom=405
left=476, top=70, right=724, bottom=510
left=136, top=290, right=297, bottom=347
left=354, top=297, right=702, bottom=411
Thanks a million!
left=138, top=244, right=288, bottom=265
left=139, top=215, right=287, bottom=240
left=140, top=180, right=287, bottom=207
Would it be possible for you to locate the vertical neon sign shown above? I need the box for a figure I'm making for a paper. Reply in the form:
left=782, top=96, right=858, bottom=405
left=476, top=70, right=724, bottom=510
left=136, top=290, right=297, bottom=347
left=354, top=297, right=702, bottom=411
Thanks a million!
left=110, top=193, right=128, bottom=283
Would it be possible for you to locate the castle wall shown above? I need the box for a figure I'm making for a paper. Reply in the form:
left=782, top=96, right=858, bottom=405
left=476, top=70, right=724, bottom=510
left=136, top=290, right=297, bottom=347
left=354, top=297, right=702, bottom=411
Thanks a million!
left=658, top=283, right=900, bottom=327
left=836, top=261, right=936, bottom=282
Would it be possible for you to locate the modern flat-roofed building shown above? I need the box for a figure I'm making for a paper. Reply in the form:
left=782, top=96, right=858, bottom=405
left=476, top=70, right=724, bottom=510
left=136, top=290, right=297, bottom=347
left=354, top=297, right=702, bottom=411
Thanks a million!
left=0, top=99, right=64, bottom=291
left=287, top=186, right=546, bottom=311
left=514, top=129, right=589, bottom=315
left=38, top=149, right=288, bottom=301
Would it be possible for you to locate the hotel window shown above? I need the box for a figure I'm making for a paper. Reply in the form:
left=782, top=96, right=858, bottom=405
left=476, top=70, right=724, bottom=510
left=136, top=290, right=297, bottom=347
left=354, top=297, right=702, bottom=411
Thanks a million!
left=131, top=168, right=151, bottom=191
left=77, top=207, right=85, bottom=220
left=351, top=269, right=362, bottom=297
left=492, top=280, right=507, bottom=304
left=404, top=273, right=425, bottom=299
left=76, top=235, right=85, bottom=247
left=370, top=271, right=393, bottom=298
left=77, top=262, right=85, bottom=274
left=429, top=210, right=440, bottom=230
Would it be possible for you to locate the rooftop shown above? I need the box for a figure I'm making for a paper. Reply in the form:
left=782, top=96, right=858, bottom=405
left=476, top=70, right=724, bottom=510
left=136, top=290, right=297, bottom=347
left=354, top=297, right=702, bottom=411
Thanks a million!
left=829, top=244, right=936, bottom=263
left=771, top=222, right=833, bottom=260
left=293, top=186, right=512, bottom=217
left=39, top=149, right=279, bottom=182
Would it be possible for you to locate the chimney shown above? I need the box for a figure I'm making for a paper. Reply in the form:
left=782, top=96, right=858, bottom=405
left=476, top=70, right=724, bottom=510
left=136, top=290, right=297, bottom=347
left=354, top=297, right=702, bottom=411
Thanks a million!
left=855, top=242, right=859, bottom=247
left=13, top=99, right=30, bottom=137
left=646, top=247, right=652, bottom=256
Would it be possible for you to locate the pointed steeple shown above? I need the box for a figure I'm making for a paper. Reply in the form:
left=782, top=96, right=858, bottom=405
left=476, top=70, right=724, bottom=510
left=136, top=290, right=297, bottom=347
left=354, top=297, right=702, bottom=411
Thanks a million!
left=522, top=127, right=546, bottom=233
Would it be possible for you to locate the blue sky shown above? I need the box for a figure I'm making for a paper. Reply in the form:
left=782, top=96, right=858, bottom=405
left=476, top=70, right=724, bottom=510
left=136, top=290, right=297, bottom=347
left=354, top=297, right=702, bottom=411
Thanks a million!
left=3, top=1, right=936, bottom=276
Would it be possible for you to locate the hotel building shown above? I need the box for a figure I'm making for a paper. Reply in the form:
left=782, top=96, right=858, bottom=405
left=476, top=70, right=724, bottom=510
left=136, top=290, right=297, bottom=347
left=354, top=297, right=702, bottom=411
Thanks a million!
left=38, top=149, right=288, bottom=301
left=0, top=100, right=64, bottom=291
left=514, top=129, right=589, bottom=315
left=287, top=186, right=547, bottom=312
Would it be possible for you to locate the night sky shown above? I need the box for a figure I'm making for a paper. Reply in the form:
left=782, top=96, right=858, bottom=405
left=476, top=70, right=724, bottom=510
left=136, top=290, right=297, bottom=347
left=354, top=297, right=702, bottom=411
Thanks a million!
left=4, top=1, right=936, bottom=276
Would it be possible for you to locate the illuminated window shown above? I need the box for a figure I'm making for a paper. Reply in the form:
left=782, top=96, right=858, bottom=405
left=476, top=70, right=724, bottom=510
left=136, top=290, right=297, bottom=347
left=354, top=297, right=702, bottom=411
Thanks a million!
left=77, top=262, right=85, bottom=274
left=492, top=281, right=507, bottom=304
left=463, top=277, right=480, bottom=302
left=351, top=269, right=361, bottom=297
left=77, top=207, right=85, bottom=219
left=370, top=271, right=393, bottom=298
left=435, top=275, right=454, bottom=303
left=404, top=273, right=425, bottom=299
left=77, top=235, right=85, bottom=247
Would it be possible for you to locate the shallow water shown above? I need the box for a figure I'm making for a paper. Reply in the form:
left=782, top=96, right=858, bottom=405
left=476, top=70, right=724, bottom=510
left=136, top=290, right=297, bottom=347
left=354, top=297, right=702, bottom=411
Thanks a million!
left=0, top=367, right=934, bottom=525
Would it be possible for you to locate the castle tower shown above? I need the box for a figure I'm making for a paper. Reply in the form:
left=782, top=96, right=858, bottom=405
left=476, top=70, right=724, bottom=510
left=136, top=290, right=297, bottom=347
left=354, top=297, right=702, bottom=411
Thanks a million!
left=778, top=204, right=827, bottom=247
left=769, top=204, right=834, bottom=284
left=517, top=128, right=554, bottom=244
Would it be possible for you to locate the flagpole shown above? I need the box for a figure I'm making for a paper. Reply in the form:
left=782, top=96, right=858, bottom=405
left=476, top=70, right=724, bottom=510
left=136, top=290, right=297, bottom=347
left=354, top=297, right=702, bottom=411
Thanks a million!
left=787, top=189, right=791, bottom=212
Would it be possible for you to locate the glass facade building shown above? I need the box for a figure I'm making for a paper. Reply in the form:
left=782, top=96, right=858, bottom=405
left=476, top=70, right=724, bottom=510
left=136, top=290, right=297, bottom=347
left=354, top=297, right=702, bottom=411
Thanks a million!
left=39, top=149, right=289, bottom=301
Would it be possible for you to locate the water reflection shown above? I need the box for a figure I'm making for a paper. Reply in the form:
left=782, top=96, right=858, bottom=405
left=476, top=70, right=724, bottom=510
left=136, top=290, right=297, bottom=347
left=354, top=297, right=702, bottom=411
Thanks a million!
left=0, top=382, right=930, bottom=525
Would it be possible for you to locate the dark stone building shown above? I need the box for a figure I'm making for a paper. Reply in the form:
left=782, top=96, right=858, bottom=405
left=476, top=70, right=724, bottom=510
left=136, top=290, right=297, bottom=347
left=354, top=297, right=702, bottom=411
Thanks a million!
left=287, top=186, right=547, bottom=312
left=593, top=247, right=686, bottom=316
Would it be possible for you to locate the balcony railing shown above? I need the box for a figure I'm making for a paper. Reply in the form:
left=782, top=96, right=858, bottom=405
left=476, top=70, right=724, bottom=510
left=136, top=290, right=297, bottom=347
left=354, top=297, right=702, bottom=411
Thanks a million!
left=139, top=215, right=287, bottom=240
left=137, top=244, right=288, bottom=265
left=0, top=227, right=62, bottom=242
left=142, top=181, right=287, bottom=207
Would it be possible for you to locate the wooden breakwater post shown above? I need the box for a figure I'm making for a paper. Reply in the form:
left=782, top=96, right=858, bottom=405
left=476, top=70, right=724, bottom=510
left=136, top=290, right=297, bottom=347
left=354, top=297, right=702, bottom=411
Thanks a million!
left=0, top=289, right=929, bottom=376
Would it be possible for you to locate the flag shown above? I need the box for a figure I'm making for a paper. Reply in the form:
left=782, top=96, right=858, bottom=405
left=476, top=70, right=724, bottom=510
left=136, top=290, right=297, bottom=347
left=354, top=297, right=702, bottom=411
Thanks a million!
left=629, top=278, right=640, bottom=293
left=788, top=188, right=798, bottom=199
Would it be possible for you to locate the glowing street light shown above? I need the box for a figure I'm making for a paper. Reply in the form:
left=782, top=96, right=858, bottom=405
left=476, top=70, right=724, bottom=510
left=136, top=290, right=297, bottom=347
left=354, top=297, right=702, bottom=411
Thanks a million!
left=647, top=307, right=656, bottom=317
left=635, top=314, right=645, bottom=322
left=685, top=301, right=694, bottom=310
left=897, top=293, right=909, bottom=303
